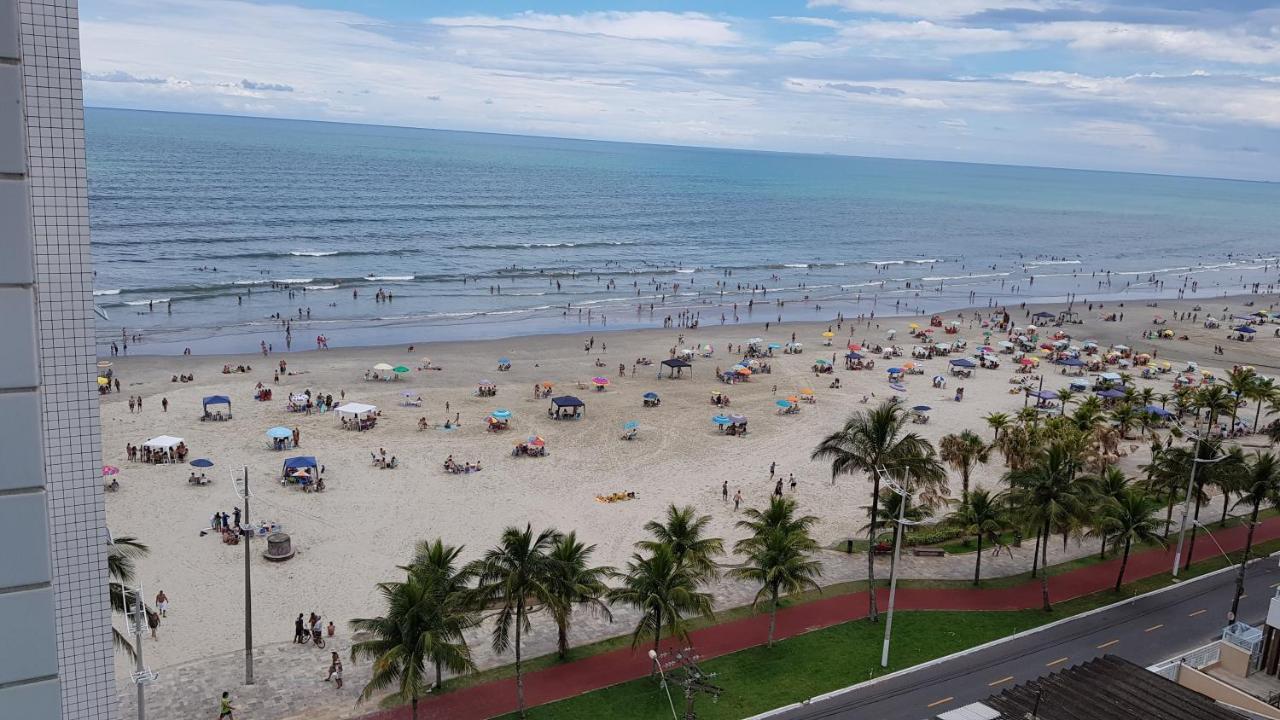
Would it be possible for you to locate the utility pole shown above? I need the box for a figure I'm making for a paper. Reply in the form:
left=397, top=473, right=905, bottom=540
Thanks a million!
left=237, top=466, right=255, bottom=685
left=122, top=584, right=156, bottom=720
left=651, top=647, right=722, bottom=720
left=1172, top=424, right=1203, bottom=578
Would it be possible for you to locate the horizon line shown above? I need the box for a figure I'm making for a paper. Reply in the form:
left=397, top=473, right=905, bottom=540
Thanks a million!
left=84, top=105, right=1276, bottom=186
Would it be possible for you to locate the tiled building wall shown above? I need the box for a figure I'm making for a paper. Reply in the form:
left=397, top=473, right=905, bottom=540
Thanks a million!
left=13, top=0, right=116, bottom=718
left=0, top=0, right=63, bottom=717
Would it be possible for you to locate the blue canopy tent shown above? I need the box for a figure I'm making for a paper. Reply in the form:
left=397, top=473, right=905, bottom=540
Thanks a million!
left=949, top=358, right=977, bottom=368
left=1030, top=390, right=1058, bottom=400
left=1096, top=388, right=1126, bottom=399
left=282, top=456, right=317, bottom=477
left=1234, top=326, right=1257, bottom=334
left=202, top=395, right=232, bottom=420
left=1032, top=311, right=1056, bottom=319
left=1145, top=405, right=1175, bottom=419
left=846, top=351, right=863, bottom=359
left=1058, top=358, right=1086, bottom=367
left=550, top=395, right=585, bottom=419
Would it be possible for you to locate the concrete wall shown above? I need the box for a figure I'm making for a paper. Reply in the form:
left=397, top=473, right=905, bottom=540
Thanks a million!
left=1176, top=664, right=1280, bottom=720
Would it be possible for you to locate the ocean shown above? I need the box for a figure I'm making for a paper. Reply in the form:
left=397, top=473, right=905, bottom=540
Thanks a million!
left=86, top=108, right=1280, bottom=355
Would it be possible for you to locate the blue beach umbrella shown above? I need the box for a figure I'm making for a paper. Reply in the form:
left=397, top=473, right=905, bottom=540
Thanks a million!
left=713, top=415, right=732, bottom=426
left=623, top=420, right=639, bottom=430
left=491, top=409, right=512, bottom=420
left=498, top=357, right=511, bottom=364
left=190, top=458, right=214, bottom=468
left=887, top=367, right=902, bottom=374
left=643, top=392, right=659, bottom=400
left=266, top=426, right=291, bottom=439
left=775, top=399, right=793, bottom=408
left=912, top=405, right=931, bottom=412
left=767, top=342, right=782, bottom=350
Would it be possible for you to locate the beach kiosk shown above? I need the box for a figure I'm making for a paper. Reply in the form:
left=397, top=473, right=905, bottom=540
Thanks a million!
left=549, top=395, right=585, bottom=420
left=661, top=358, right=692, bottom=379
left=201, top=395, right=232, bottom=421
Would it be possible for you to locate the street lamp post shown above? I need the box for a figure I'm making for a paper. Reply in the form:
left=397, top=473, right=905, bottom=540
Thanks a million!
left=235, top=467, right=254, bottom=685
left=648, top=649, right=678, bottom=720
left=881, top=473, right=921, bottom=668
left=1172, top=432, right=1227, bottom=577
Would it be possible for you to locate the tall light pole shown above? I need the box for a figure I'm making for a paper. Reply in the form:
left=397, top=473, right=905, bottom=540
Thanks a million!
left=121, top=584, right=156, bottom=720
left=1171, top=433, right=1228, bottom=578
left=235, top=466, right=255, bottom=685
left=881, top=472, right=921, bottom=668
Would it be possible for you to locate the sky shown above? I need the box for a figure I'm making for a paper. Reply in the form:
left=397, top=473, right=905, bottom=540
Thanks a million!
left=78, top=1, right=1280, bottom=180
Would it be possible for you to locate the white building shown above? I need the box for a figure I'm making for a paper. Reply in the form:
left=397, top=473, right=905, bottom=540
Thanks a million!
left=1, top=1, right=116, bottom=718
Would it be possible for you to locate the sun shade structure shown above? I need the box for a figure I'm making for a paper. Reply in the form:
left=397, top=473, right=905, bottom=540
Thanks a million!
left=1145, top=405, right=1175, bottom=418
left=661, top=358, right=692, bottom=378
left=372, top=363, right=393, bottom=371
left=950, top=358, right=977, bottom=368
left=1096, top=388, right=1126, bottom=399
left=490, top=409, right=512, bottom=420
left=189, top=458, right=214, bottom=468
left=202, top=395, right=230, bottom=410
left=335, top=402, right=378, bottom=418
left=282, top=456, right=318, bottom=475
left=643, top=392, right=659, bottom=400
left=267, top=426, right=292, bottom=439
left=143, top=435, right=183, bottom=451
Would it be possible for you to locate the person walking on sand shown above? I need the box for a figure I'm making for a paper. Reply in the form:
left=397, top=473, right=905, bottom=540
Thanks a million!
left=155, top=590, right=168, bottom=618
left=774, top=478, right=783, bottom=497
left=161, top=397, right=168, bottom=412
left=128, top=396, right=135, bottom=414
left=219, top=691, right=234, bottom=719
left=721, top=480, right=728, bottom=502
left=789, top=473, right=797, bottom=493
left=733, top=490, right=743, bottom=511
left=294, top=613, right=306, bottom=644
left=769, top=461, right=776, bottom=479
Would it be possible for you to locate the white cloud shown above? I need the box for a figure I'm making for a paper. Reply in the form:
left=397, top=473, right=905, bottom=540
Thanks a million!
left=428, top=11, right=742, bottom=46
left=840, top=20, right=1028, bottom=53
left=1025, top=22, right=1280, bottom=65
left=1057, top=120, right=1167, bottom=153
left=808, top=0, right=1091, bottom=22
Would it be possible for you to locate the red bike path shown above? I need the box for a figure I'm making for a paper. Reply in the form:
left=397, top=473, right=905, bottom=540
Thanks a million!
left=369, top=515, right=1280, bottom=720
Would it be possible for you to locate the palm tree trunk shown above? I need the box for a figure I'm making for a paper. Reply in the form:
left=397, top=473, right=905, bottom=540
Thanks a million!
left=1115, top=537, right=1131, bottom=592
left=867, top=471, right=881, bottom=622
left=768, top=587, right=779, bottom=647
left=557, top=619, right=569, bottom=660
left=962, top=468, right=970, bottom=499
left=516, top=604, right=525, bottom=718
left=436, top=662, right=443, bottom=694
left=1254, top=401, right=1264, bottom=432
left=1185, top=489, right=1203, bottom=570
left=1040, top=520, right=1052, bottom=611
left=1219, top=489, right=1230, bottom=527
left=412, top=697, right=418, bottom=720
left=1031, top=529, right=1041, bottom=578
left=1163, top=491, right=1175, bottom=539
left=1098, top=532, right=1106, bottom=560
left=974, top=534, right=982, bottom=585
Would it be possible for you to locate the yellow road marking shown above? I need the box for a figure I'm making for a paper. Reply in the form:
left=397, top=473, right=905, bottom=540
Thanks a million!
left=988, top=676, right=1014, bottom=687
left=927, top=697, right=954, bottom=708
left=1096, top=640, right=1119, bottom=649
left=1188, top=609, right=1207, bottom=617
left=1046, top=657, right=1069, bottom=667
left=1145, top=624, right=1164, bottom=633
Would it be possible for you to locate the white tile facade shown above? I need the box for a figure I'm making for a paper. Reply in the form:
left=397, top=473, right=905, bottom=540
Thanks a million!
left=0, top=0, right=115, bottom=718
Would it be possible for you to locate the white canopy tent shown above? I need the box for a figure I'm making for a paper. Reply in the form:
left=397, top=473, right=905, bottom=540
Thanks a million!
left=143, top=435, right=183, bottom=451
left=335, top=402, right=378, bottom=419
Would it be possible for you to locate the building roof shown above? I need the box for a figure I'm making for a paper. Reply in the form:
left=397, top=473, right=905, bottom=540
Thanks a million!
left=948, top=655, right=1246, bottom=720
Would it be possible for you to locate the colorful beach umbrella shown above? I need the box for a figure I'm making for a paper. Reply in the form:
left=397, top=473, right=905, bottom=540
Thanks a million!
left=102, top=465, right=120, bottom=476
left=393, top=365, right=410, bottom=374
left=814, top=359, right=830, bottom=366
left=776, top=399, right=794, bottom=408
left=821, top=331, right=834, bottom=338
left=527, top=435, right=545, bottom=447
left=592, top=377, right=610, bottom=386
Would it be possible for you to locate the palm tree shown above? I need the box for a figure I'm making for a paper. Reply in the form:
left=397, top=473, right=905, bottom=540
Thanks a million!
left=1098, top=487, right=1165, bottom=591
left=729, top=497, right=823, bottom=646
left=1198, top=384, right=1235, bottom=430
left=939, top=430, right=990, bottom=499
left=1108, top=403, right=1138, bottom=439
left=637, top=504, right=724, bottom=582
left=547, top=532, right=613, bottom=660
left=1054, top=388, right=1076, bottom=415
left=467, top=525, right=564, bottom=718
left=1229, top=452, right=1280, bottom=615
left=983, top=412, right=1011, bottom=442
left=350, top=572, right=476, bottom=720
left=812, top=401, right=942, bottom=621
left=946, top=489, right=1007, bottom=585
left=400, top=539, right=478, bottom=691
left=107, top=534, right=149, bottom=658
left=1248, top=377, right=1276, bottom=432
left=608, top=544, right=713, bottom=666
left=1005, top=442, right=1092, bottom=610
left=1090, top=466, right=1130, bottom=559
left=1225, top=367, right=1257, bottom=430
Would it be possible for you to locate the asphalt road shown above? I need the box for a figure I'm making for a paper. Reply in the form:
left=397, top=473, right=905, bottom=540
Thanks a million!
left=773, top=559, right=1280, bottom=720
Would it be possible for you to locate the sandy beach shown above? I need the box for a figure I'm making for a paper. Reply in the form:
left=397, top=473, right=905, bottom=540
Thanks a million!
left=102, top=293, right=1279, bottom=684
